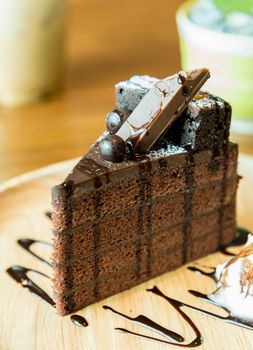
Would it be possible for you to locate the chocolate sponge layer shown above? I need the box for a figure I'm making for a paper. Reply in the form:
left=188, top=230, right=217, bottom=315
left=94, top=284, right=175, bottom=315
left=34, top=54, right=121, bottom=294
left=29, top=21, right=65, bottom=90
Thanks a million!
left=51, top=142, right=239, bottom=315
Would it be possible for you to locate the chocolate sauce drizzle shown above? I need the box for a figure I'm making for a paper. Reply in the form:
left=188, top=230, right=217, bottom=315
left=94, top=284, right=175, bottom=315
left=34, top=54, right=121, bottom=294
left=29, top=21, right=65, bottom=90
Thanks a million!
left=7, top=237, right=91, bottom=328
left=45, top=211, right=52, bottom=220
left=76, top=157, right=111, bottom=300
left=17, top=238, right=52, bottom=266
left=217, top=101, right=230, bottom=245
left=220, top=226, right=249, bottom=256
left=188, top=290, right=253, bottom=331
left=103, top=305, right=184, bottom=342
left=145, top=161, right=153, bottom=276
left=104, top=286, right=202, bottom=347
left=6, top=265, right=55, bottom=307
left=61, top=180, right=75, bottom=312
left=70, top=314, right=89, bottom=327
left=187, top=266, right=216, bottom=282
left=135, top=156, right=152, bottom=279
left=7, top=264, right=90, bottom=328
left=136, top=160, right=153, bottom=278
left=183, top=147, right=195, bottom=263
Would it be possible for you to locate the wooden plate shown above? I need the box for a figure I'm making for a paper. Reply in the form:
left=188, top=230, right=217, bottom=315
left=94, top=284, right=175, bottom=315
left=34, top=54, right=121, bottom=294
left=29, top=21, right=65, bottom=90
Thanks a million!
left=1, top=154, right=253, bottom=350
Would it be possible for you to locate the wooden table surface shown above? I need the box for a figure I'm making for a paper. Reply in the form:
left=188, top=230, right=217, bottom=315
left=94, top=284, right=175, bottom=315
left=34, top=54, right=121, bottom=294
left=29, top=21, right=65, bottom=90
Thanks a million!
left=0, top=0, right=185, bottom=183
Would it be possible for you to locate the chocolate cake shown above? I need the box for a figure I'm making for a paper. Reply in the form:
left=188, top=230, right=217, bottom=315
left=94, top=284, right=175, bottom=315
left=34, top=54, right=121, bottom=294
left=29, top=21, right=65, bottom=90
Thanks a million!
left=51, top=69, right=239, bottom=315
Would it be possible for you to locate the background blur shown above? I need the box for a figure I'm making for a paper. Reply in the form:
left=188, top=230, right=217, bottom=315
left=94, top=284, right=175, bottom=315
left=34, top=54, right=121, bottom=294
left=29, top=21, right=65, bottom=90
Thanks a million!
left=0, top=0, right=185, bottom=182
left=0, top=0, right=252, bottom=183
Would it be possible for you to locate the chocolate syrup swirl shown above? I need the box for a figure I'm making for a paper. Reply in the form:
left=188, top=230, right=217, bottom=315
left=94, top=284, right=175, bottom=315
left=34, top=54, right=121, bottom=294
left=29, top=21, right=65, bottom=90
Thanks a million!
left=6, top=265, right=55, bottom=307
left=70, top=314, right=89, bottom=327
left=104, top=286, right=203, bottom=347
left=220, top=226, right=249, bottom=256
left=147, top=286, right=202, bottom=347
left=188, top=290, right=253, bottom=331
left=103, top=305, right=184, bottom=342
left=17, top=238, right=52, bottom=266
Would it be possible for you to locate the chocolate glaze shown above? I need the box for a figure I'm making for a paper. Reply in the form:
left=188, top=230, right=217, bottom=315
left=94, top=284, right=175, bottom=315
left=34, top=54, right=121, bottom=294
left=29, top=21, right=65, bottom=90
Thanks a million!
left=61, top=181, right=75, bottom=313
left=70, top=314, right=89, bottom=327
left=6, top=265, right=55, bottom=307
left=218, top=101, right=230, bottom=245
left=103, top=305, right=184, bottom=342
left=64, top=156, right=110, bottom=190
left=77, top=158, right=109, bottom=177
left=136, top=160, right=153, bottom=277
left=77, top=157, right=110, bottom=188
left=17, top=238, right=52, bottom=266
left=183, top=146, right=195, bottom=263
left=220, top=226, right=249, bottom=256
left=188, top=290, right=253, bottom=331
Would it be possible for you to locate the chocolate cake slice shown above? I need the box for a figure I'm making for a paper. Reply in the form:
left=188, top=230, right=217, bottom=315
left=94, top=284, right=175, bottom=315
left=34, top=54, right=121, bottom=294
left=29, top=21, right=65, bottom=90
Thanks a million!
left=51, top=70, right=239, bottom=315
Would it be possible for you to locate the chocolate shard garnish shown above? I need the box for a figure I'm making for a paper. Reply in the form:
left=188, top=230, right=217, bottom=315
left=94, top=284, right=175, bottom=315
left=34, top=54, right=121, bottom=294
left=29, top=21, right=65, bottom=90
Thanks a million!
left=116, top=68, right=210, bottom=153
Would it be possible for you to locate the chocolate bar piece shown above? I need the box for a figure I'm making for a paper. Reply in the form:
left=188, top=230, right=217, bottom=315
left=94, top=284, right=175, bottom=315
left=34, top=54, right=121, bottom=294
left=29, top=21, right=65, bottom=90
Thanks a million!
left=116, top=68, right=210, bottom=153
left=115, top=75, right=158, bottom=112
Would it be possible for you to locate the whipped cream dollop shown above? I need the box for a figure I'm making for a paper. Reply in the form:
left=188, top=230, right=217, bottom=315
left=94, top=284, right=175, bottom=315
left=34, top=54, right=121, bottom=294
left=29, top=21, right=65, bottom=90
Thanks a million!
left=209, top=234, right=253, bottom=322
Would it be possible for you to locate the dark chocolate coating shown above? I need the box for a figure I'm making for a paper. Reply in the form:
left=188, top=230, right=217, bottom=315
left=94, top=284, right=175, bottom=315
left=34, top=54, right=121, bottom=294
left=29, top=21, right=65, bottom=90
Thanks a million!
left=105, top=110, right=124, bottom=134
left=99, top=135, right=126, bottom=163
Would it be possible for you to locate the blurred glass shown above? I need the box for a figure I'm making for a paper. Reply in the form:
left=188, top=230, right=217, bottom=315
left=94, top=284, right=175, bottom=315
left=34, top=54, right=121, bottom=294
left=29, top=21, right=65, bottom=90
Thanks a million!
left=0, top=0, right=66, bottom=108
left=176, top=0, right=253, bottom=153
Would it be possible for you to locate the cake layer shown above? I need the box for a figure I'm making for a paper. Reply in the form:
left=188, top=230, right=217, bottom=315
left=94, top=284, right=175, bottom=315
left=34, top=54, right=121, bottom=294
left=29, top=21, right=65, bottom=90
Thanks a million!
left=52, top=143, right=238, bottom=315
left=52, top=143, right=238, bottom=232
left=52, top=200, right=236, bottom=285
left=52, top=188, right=237, bottom=266
left=52, top=221, right=236, bottom=315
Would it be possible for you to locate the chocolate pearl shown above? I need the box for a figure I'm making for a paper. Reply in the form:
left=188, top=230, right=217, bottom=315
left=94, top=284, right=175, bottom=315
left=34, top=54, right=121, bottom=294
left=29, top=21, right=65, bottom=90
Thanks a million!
left=105, top=110, right=124, bottom=134
left=99, top=135, right=126, bottom=163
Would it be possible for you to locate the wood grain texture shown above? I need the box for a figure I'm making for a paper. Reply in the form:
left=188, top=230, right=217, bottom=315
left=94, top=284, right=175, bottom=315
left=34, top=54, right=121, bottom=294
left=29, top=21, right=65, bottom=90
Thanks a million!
left=0, top=0, right=184, bottom=183
left=0, top=154, right=252, bottom=350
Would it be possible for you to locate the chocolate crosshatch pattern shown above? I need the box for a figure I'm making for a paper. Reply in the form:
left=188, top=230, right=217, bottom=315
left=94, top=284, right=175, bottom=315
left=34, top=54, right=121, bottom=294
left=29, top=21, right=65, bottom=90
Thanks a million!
left=51, top=140, right=238, bottom=315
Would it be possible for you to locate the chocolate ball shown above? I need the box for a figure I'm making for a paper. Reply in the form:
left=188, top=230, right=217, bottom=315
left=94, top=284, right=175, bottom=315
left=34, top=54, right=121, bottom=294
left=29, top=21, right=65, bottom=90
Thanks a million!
left=105, top=110, right=124, bottom=134
left=99, top=135, right=126, bottom=163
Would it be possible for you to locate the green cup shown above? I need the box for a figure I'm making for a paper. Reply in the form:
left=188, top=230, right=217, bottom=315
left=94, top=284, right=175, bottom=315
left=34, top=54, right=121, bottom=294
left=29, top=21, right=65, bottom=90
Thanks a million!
left=176, top=0, right=253, bottom=135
